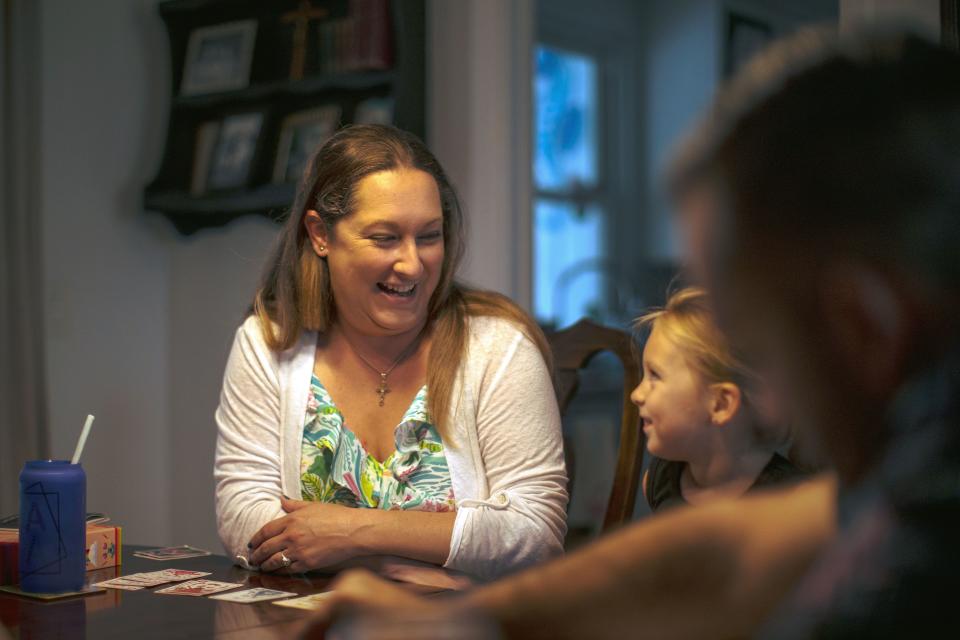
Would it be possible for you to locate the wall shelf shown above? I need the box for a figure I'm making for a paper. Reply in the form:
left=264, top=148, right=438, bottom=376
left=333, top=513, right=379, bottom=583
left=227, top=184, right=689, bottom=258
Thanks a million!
left=171, top=70, right=397, bottom=109
left=144, top=0, right=425, bottom=235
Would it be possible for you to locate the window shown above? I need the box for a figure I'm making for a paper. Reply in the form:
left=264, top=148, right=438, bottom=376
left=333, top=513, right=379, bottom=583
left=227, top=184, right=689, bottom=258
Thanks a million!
left=533, top=45, right=607, bottom=329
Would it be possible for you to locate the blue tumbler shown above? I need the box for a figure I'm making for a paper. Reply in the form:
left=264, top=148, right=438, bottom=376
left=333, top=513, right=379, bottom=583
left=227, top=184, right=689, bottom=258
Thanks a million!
left=18, top=460, right=86, bottom=593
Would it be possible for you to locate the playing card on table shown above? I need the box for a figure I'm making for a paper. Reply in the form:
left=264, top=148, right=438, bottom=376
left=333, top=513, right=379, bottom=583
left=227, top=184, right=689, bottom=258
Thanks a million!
left=271, top=592, right=335, bottom=610
left=151, top=569, right=212, bottom=582
left=210, top=587, right=298, bottom=603
left=93, top=578, right=146, bottom=591
left=108, top=575, right=169, bottom=587
left=155, top=579, right=243, bottom=596
left=133, top=545, right=212, bottom=561
left=116, top=572, right=175, bottom=586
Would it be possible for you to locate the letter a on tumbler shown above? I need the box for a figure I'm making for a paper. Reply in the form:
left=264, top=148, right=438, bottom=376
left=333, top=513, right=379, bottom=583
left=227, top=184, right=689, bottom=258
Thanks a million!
left=18, top=460, right=86, bottom=593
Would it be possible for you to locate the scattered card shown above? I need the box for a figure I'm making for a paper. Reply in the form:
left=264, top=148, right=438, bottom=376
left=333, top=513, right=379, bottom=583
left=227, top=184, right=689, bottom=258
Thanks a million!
left=155, top=579, right=243, bottom=597
left=133, top=545, right=212, bottom=561
left=93, top=570, right=213, bottom=589
left=93, top=578, right=146, bottom=591
left=111, top=573, right=173, bottom=587
left=152, top=569, right=212, bottom=582
left=272, top=592, right=334, bottom=610
left=210, top=587, right=298, bottom=603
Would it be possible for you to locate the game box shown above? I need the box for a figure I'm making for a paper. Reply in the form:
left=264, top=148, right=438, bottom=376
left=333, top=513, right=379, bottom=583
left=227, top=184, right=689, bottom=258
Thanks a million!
left=0, top=523, right=121, bottom=585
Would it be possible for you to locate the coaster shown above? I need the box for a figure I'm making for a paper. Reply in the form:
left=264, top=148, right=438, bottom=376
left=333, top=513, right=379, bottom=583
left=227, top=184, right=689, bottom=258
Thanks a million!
left=0, top=584, right=107, bottom=600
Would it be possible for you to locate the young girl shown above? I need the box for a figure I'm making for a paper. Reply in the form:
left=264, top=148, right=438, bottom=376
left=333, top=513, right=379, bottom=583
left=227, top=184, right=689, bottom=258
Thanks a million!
left=631, top=287, right=804, bottom=512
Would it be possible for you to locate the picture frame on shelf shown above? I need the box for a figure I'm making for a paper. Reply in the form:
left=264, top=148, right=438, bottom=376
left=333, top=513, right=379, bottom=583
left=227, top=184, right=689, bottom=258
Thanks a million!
left=272, top=105, right=341, bottom=184
left=724, top=12, right=772, bottom=78
left=190, top=120, right=220, bottom=196
left=180, top=20, right=258, bottom=96
left=353, top=96, right=394, bottom=126
left=200, top=112, right=264, bottom=192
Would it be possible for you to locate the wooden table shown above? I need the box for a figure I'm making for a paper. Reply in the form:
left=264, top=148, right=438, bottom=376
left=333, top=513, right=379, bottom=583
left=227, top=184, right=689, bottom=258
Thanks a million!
left=0, top=545, right=333, bottom=639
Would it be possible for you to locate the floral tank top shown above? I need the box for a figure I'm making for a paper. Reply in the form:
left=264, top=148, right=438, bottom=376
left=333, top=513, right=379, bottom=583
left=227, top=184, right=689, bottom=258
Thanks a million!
left=299, top=374, right=456, bottom=511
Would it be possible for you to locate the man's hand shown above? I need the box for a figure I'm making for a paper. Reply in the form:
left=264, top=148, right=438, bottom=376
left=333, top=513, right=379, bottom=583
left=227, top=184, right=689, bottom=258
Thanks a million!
left=302, top=569, right=447, bottom=638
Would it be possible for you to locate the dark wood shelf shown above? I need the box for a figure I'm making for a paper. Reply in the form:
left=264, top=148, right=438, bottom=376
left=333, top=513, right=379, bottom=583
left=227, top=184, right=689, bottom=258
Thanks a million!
left=172, top=70, right=397, bottom=109
left=144, top=183, right=295, bottom=215
left=144, top=184, right=294, bottom=234
left=159, top=0, right=259, bottom=12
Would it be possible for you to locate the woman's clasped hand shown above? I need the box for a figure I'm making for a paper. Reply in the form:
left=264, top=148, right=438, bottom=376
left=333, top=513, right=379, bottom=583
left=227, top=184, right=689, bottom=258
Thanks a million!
left=247, top=497, right=365, bottom=573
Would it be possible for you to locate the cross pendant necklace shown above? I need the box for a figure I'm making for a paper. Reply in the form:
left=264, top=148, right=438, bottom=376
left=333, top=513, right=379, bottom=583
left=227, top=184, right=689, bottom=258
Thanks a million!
left=341, top=331, right=423, bottom=407
left=376, top=373, right=390, bottom=406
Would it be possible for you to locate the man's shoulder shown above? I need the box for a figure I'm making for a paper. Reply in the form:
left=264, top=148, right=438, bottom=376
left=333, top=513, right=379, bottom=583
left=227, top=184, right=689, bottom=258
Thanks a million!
left=763, top=484, right=960, bottom=638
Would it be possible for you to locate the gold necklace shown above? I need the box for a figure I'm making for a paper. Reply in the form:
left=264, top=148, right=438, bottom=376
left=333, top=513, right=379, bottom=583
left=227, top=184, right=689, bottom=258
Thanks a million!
left=341, top=331, right=423, bottom=407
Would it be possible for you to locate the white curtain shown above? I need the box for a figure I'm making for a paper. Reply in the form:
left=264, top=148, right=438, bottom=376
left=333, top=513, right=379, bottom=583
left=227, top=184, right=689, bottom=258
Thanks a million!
left=1, top=0, right=49, bottom=516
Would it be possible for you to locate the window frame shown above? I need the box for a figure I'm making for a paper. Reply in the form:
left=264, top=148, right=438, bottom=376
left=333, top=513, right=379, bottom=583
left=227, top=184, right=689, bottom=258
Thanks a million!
left=533, top=0, right=643, bottom=329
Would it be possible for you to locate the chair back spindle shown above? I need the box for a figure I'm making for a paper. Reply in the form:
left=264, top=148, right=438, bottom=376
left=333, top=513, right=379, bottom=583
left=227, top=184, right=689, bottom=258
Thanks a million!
left=548, top=319, right=644, bottom=533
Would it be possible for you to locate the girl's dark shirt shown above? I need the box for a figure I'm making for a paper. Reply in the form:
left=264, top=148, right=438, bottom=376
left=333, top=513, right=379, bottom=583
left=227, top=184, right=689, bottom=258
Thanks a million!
left=645, top=452, right=807, bottom=512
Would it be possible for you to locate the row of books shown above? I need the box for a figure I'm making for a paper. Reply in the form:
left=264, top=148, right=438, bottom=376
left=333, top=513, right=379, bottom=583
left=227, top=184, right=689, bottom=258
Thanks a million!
left=317, top=0, right=393, bottom=74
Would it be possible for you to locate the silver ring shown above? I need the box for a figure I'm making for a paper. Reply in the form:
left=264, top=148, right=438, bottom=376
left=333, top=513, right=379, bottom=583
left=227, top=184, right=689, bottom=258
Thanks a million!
left=280, top=551, right=292, bottom=567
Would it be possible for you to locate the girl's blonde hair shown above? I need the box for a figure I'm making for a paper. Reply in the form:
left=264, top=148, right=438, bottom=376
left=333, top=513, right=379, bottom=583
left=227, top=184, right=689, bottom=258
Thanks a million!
left=637, top=287, right=756, bottom=391
left=253, top=125, right=551, bottom=439
left=638, top=287, right=793, bottom=451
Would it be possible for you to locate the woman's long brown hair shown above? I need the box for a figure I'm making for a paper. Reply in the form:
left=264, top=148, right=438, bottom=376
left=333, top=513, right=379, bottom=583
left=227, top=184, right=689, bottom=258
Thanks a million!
left=253, top=124, right=551, bottom=439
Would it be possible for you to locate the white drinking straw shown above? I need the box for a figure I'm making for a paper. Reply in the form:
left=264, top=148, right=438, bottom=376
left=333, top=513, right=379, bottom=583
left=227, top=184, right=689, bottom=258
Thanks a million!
left=71, top=414, right=95, bottom=464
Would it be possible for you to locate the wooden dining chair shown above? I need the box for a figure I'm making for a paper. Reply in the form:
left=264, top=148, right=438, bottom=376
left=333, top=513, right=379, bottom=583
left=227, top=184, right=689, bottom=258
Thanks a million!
left=547, top=318, right=644, bottom=535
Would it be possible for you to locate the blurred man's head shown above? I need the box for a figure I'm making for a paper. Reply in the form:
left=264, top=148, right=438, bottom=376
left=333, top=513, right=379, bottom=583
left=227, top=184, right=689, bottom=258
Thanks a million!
left=668, top=28, right=960, bottom=482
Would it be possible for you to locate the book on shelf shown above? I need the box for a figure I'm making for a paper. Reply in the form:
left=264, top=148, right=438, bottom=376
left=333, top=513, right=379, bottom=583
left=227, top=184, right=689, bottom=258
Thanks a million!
left=317, top=0, right=392, bottom=75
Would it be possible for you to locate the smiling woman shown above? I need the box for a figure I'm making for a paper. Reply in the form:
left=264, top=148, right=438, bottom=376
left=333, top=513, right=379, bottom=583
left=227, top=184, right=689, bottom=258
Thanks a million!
left=214, top=125, right=568, bottom=583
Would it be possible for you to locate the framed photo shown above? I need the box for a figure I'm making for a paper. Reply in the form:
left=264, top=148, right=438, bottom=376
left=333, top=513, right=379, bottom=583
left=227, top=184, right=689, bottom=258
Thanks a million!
left=195, top=112, right=264, bottom=192
left=180, top=20, right=258, bottom=96
left=190, top=120, right=220, bottom=196
left=353, top=97, right=394, bottom=126
left=724, top=12, right=772, bottom=78
left=272, top=106, right=341, bottom=184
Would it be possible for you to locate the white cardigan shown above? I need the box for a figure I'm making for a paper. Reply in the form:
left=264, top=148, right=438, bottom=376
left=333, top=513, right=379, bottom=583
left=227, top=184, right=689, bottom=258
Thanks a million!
left=214, top=314, right=568, bottom=581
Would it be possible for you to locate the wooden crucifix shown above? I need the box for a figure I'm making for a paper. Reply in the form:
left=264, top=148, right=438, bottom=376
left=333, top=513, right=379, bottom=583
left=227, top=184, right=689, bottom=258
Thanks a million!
left=281, top=0, right=329, bottom=81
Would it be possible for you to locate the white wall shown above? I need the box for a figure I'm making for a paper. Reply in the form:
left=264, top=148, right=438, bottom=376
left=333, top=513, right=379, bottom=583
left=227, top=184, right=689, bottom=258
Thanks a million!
left=167, top=219, right=277, bottom=550
left=643, top=0, right=722, bottom=262
left=641, top=0, right=839, bottom=262
left=40, top=0, right=175, bottom=546
left=40, top=0, right=280, bottom=551
left=428, top=0, right=534, bottom=306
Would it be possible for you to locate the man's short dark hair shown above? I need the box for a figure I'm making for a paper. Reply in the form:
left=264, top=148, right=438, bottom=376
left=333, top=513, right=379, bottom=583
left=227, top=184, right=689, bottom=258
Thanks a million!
left=669, top=27, right=960, bottom=290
